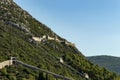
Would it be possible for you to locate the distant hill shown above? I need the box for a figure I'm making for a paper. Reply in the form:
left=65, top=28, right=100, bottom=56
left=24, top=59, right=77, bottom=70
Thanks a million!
left=87, top=55, right=120, bottom=74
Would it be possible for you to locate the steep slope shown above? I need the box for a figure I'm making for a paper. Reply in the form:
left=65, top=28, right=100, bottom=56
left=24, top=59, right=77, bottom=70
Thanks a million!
left=0, top=0, right=118, bottom=80
left=87, top=55, right=120, bottom=75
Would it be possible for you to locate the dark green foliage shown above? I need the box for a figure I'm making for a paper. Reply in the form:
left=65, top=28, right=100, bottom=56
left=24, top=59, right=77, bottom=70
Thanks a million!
left=0, top=0, right=118, bottom=80
left=0, top=65, right=38, bottom=80
left=38, top=72, right=45, bottom=80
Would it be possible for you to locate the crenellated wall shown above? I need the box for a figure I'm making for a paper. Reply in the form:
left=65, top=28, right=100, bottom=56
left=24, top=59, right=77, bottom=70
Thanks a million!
left=0, top=60, right=13, bottom=69
left=31, top=35, right=75, bottom=47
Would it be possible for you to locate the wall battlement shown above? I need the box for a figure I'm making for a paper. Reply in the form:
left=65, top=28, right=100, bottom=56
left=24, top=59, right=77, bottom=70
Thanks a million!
left=0, top=60, right=13, bottom=69
left=31, top=35, right=75, bottom=47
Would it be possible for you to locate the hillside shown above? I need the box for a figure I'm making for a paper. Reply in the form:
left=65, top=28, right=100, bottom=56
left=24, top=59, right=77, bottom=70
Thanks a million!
left=0, top=0, right=118, bottom=80
left=87, top=55, right=120, bottom=75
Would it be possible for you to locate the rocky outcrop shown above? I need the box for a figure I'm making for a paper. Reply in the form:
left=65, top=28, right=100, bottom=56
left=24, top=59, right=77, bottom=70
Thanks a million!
left=0, top=0, right=13, bottom=5
left=6, top=21, right=30, bottom=34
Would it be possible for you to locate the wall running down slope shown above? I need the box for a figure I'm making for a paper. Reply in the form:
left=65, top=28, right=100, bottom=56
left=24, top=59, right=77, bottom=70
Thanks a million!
left=0, top=58, right=73, bottom=80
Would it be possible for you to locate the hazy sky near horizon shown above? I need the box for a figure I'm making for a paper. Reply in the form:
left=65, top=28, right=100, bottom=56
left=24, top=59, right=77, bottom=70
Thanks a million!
left=14, top=0, right=120, bottom=57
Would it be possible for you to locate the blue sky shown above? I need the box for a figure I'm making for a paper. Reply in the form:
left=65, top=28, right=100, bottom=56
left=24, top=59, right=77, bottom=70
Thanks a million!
left=13, top=0, right=120, bottom=57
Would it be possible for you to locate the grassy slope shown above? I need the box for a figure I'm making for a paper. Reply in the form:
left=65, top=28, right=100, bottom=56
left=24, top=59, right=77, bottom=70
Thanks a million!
left=0, top=0, right=118, bottom=80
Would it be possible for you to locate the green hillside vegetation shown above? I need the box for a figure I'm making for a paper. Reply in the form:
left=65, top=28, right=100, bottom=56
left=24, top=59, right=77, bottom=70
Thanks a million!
left=87, top=55, right=120, bottom=75
left=0, top=0, right=119, bottom=80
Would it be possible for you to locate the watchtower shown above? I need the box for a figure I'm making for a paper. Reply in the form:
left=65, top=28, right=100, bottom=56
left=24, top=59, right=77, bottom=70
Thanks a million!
left=10, top=57, right=16, bottom=64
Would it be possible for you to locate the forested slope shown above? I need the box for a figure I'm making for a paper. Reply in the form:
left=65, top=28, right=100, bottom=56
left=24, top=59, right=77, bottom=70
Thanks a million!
left=0, top=0, right=118, bottom=80
left=87, top=55, right=120, bottom=75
